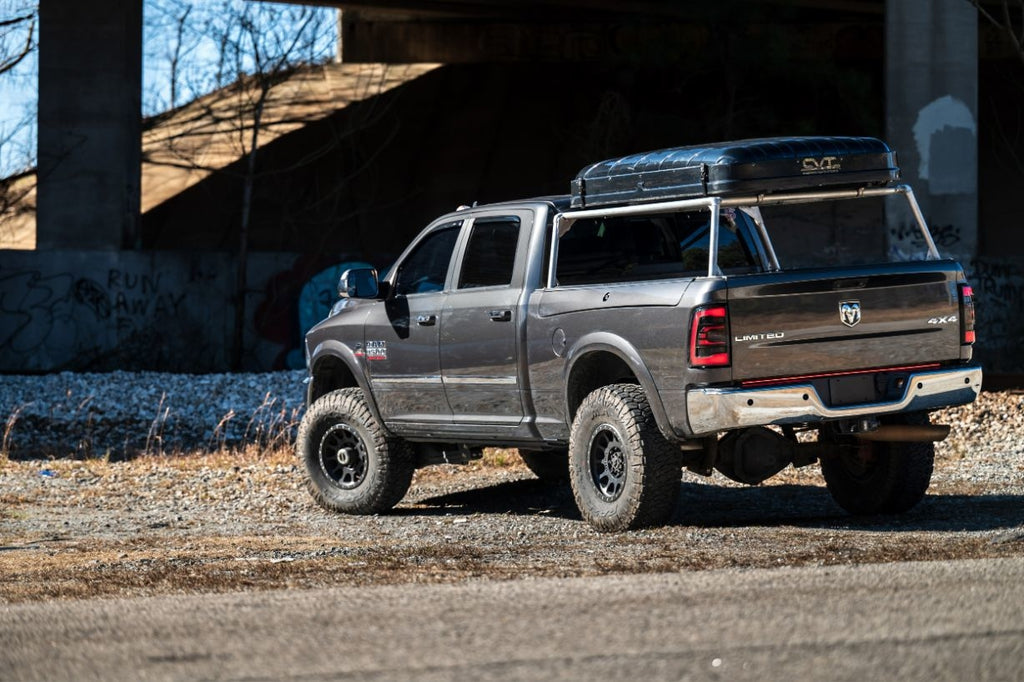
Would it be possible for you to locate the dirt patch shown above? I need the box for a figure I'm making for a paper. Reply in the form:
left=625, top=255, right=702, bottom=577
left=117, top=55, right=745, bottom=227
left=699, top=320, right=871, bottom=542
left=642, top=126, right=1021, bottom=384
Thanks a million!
left=3, top=428, right=1024, bottom=604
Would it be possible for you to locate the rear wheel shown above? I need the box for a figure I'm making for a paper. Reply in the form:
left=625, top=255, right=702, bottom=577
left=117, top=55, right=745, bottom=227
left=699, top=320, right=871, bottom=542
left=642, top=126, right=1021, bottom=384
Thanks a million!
left=819, top=413, right=935, bottom=515
left=568, top=384, right=681, bottom=532
left=297, top=388, right=414, bottom=514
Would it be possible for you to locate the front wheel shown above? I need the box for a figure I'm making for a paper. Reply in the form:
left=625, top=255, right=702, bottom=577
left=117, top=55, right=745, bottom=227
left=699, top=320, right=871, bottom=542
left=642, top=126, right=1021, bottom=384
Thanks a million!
left=819, top=413, right=935, bottom=515
left=519, top=449, right=569, bottom=482
left=568, top=384, right=681, bottom=532
left=296, top=388, right=414, bottom=514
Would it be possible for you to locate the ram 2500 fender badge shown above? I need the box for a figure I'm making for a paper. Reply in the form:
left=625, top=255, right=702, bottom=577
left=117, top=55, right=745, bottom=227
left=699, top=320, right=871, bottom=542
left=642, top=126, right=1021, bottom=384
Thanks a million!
left=365, top=340, right=387, bottom=360
left=840, top=300, right=861, bottom=327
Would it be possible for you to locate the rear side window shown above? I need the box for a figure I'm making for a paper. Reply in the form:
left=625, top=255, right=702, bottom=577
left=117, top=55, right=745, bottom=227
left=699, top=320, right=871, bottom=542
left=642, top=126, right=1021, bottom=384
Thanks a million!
left=556, top=208, right=759, bottom=286
left=458, top=217, right=521, bottom=289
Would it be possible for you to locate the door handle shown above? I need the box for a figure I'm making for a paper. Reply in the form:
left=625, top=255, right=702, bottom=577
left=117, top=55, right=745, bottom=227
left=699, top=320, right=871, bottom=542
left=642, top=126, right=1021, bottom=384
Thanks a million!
left=416, top=314, right=437, bottom=326
left=488, top=309, right=512, bottom=322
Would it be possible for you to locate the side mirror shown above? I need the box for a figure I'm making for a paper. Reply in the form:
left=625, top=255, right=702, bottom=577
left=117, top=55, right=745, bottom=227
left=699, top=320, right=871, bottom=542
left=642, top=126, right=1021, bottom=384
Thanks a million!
left=338, top=267, right=380, bottom=299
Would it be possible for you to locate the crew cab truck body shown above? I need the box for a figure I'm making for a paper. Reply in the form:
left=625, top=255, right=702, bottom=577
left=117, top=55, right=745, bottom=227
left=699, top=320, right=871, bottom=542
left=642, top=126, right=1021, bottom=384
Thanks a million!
left=298, top=137, right=981, bottom=531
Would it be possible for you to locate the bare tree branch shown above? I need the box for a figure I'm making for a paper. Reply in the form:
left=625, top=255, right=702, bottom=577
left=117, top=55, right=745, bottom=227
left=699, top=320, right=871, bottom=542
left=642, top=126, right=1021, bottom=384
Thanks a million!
left=0, top=12, right=35, bottom=76
left=968, top=0, right=1024, bottom=67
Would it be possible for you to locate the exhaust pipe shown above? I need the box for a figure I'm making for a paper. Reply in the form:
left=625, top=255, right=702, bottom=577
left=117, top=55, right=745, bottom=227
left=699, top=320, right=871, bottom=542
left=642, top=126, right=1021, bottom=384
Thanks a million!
left=854, top=424, right=951, bottom=442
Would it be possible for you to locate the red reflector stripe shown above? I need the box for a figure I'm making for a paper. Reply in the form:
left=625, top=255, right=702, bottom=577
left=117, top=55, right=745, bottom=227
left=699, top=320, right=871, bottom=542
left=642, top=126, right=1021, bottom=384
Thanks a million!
left=740, top=363, right=942, bottom=388
left=964, top=330, right=976, bottom=344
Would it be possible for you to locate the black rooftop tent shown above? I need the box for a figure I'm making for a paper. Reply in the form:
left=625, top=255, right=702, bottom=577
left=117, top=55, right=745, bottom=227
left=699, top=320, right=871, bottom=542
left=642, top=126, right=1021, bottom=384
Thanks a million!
left=570, top=136, right=900, bottom=208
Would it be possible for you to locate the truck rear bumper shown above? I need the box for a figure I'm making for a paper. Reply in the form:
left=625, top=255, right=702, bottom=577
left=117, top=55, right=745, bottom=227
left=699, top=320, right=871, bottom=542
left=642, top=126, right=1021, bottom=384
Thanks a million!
left=685, top=365, right=982, bottom=436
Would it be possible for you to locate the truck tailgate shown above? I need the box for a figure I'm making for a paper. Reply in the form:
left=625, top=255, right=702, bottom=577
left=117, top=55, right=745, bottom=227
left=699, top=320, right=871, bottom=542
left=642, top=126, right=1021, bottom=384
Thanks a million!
left=726, top=262, right=965, bottom=382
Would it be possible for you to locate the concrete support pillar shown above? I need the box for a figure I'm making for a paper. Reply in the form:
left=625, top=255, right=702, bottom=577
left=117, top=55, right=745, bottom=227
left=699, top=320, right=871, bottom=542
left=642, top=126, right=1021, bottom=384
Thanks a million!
left=886, top=0, right=978, bottom=263
left=37, top=0, right=142, bottom=250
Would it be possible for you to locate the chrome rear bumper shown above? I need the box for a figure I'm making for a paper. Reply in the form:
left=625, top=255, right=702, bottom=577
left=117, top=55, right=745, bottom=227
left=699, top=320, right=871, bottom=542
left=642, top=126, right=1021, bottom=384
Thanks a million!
left=685, top=365, right=982, bottom=436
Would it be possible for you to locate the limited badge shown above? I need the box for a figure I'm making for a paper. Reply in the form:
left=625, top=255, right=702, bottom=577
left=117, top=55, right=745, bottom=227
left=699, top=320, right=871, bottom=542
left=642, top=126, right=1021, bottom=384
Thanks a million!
left=839, top=300, right=861, bottom=327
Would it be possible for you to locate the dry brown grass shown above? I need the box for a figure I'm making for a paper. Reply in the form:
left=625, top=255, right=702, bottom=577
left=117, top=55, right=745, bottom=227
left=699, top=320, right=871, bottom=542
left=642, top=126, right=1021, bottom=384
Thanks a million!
left=3, top=441, right=1022, bottom=604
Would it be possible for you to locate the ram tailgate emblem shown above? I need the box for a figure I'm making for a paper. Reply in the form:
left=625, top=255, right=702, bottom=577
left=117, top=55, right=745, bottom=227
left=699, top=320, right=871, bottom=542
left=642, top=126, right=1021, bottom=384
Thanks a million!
left=840, top=300, right=861, bottom=327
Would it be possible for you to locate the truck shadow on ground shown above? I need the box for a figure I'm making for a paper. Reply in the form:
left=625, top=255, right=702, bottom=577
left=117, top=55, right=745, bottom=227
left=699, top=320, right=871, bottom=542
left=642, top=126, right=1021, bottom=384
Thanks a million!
left=410, top=478, right=1024, bottom=534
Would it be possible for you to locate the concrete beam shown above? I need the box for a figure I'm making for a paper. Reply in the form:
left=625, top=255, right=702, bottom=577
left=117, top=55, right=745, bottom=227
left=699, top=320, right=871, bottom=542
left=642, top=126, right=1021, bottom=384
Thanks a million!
left=36, top=0, right=142, bottom=250
left=340, top=18, right=883, bottom=63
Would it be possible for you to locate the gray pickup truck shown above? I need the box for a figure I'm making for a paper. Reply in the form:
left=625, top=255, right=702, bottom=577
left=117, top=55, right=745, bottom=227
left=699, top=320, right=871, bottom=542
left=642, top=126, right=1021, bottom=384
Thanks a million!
left=298, top=136, right=981, bottom=531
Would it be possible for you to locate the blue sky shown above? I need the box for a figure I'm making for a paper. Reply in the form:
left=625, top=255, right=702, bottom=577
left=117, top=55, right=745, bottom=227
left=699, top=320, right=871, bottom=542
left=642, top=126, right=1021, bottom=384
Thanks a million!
left=0, top=0, right=37, bottom=176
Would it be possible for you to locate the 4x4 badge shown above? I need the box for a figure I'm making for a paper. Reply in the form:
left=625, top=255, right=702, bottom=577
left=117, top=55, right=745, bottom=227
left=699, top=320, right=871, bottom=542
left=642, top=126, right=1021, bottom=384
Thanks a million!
left=840, top=300, right=861, bottom=327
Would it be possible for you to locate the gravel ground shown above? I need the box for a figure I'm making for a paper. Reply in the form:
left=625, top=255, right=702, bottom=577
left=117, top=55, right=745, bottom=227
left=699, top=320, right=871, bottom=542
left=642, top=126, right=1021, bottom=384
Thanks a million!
left=1, top=373, right=1022, bottom=603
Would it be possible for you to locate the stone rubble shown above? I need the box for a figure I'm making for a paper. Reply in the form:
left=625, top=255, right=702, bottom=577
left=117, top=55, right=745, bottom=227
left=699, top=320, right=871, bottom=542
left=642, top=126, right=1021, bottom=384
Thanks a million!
left=0, top=369, right=1020, bottom=478
left=0, top=370, right=307, bottom=457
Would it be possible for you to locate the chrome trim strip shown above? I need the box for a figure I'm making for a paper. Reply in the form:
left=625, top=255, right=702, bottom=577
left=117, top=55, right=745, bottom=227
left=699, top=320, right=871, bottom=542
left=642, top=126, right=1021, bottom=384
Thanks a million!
left=686, top=366, right=982, bottom=436
left=372, top=376, right=443, bottom=386
left=443, top=376, right=518, bottom=386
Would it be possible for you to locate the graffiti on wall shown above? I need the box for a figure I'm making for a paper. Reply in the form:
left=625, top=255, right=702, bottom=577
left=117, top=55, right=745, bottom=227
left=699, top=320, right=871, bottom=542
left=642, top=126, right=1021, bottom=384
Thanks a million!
left=888, top=221, right=964, bottom=261
left=0, top=257, right=226, bottom=372
left=0, top=270, right=82, bottom=361
left=968, top=257, right=1024, bottom=373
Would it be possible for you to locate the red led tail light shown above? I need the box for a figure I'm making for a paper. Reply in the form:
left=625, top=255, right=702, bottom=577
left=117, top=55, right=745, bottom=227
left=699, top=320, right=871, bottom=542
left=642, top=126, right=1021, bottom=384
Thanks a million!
left=689, top=305, right=730, bottom=368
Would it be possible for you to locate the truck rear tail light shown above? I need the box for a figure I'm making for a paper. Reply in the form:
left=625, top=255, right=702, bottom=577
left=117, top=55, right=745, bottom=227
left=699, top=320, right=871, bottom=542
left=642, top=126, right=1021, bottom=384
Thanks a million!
left=959, top=283, right=976, bottom=345
left=689, top=305, right=730, bottom=368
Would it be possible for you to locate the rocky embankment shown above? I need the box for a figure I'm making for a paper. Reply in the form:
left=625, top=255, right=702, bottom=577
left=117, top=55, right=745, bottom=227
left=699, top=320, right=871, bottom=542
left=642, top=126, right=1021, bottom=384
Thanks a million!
left=0, top=371, right=306, bottom=457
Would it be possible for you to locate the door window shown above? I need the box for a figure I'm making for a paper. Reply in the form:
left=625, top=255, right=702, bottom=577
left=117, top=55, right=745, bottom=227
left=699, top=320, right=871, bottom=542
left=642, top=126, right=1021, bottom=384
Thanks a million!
left=393, top=223, right=460, bottom=296
left=458, top=217, right=521, bottom=289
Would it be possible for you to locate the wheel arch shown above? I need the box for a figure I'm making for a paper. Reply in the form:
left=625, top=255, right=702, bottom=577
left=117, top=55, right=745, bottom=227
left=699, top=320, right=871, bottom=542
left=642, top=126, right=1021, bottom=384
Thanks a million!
left=563, top=332, right=675, bottom=442
left=307, top=341, right=385, bottom=427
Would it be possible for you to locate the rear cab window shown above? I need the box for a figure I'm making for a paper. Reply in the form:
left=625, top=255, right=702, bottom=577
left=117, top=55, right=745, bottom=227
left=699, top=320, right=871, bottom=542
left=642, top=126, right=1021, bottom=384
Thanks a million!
left=555, top=208, right=762, bottom=286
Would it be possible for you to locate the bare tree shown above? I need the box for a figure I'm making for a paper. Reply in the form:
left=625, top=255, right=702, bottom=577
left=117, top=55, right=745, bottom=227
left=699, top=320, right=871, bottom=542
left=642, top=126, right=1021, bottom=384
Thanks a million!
left=0, top=4, right=35, bottom=76
left=220, top=3, right=332, bottom=370
left=0, top=3, right=37, bottom=247
left=968, top=0, right=1024, bottom=66
left=142, top=1, right=335, bottom=369
left=144, top=0, right=202, bottom=113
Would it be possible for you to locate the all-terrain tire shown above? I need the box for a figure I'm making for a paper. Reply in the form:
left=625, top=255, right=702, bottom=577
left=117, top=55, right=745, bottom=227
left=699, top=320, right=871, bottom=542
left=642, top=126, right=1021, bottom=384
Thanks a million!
left=297, top=388, right=414, bottom=515
left=820, top=412, right=935, bottom=515
left=519, top=449, right=570, bottom=482
left=568, top=383, right=682, bottom=532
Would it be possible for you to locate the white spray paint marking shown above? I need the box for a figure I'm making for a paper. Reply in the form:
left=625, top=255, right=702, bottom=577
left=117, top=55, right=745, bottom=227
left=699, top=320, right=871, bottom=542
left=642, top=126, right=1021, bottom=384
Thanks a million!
left=912, top=95, right=976, bottom=191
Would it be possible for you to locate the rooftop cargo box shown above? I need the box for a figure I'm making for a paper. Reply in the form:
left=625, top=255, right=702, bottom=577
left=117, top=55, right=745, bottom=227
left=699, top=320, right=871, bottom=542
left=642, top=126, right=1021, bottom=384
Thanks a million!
left=570, top=136, right=900, bottom=209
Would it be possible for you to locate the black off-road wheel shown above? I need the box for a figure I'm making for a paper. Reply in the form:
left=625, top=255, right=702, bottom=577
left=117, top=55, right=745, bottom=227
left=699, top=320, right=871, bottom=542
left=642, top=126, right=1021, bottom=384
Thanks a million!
left=518, top=449, right=569, bottom=482
left=819, top=413, right=935, bottom=516
left=297, top=388, right=414, bottom=514
left=568, top=384, right=682, bottom=532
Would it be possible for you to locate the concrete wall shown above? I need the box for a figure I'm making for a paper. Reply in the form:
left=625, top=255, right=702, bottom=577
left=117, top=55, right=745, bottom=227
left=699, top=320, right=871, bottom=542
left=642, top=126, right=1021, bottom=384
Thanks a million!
left=1, top=245, right=1018, bottom=376
left=969, top=255, right=1024, bottom=375
left=0, top=250, right=321, bottom=373
left=885, top=0, right=978, bottom=263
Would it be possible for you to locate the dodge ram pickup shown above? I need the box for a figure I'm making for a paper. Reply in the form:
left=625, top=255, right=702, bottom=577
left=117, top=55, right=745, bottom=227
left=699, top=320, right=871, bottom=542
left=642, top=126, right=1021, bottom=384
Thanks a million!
left=297, top=136, right=982, bottom=531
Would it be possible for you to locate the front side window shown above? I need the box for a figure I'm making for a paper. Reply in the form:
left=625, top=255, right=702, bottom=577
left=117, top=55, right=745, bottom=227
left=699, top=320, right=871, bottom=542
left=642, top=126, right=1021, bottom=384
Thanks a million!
left=458, top=217, right=521, bottom=289
left=393, top=223, right=460, bottom=296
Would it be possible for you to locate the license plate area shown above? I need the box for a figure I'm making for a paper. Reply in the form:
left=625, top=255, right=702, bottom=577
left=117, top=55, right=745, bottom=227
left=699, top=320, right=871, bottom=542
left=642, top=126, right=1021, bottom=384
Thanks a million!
left=828, top=375, right=877, bottom=407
